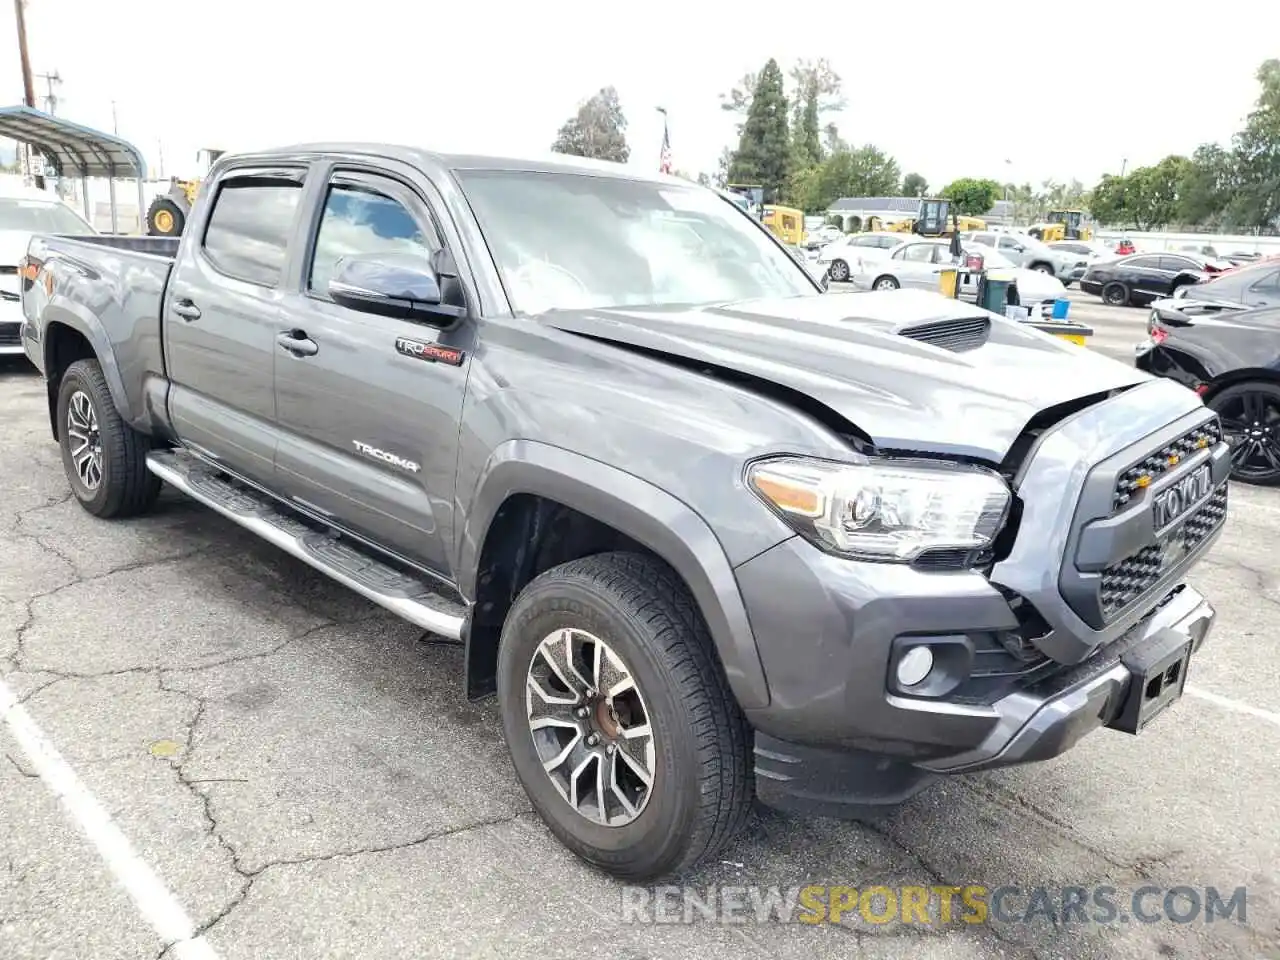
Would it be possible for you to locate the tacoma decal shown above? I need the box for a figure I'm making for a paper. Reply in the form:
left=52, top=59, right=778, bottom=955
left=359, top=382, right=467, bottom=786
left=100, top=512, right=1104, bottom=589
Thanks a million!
left=352, top=440, right=421, bottom=474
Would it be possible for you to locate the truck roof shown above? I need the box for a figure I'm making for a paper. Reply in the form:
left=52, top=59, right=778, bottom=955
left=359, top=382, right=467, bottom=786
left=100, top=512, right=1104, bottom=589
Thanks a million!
left=247, top=142, right=679, bottom=185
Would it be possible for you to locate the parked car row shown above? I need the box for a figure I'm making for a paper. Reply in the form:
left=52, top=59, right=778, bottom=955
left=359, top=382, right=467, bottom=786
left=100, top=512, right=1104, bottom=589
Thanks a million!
left=1079, top=251, right=1234, bottom=307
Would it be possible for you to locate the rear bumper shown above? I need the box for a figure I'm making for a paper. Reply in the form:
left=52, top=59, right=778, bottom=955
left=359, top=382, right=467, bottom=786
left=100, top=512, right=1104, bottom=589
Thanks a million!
left=755, top=586, right=1214, bottom=816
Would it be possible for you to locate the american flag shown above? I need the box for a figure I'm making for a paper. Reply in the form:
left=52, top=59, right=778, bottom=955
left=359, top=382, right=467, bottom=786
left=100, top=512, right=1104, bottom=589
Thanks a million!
left=659, top=117, right=672, bottom=174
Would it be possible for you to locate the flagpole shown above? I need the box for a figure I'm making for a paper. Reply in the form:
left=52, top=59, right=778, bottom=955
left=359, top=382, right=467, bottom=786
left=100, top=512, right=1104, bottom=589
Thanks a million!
left=656, top=106, right=670, bottom=174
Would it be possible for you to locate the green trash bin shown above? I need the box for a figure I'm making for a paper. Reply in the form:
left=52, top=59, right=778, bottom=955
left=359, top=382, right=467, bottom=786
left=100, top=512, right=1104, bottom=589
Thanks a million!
left=977, top=271, right=1015, bottom=313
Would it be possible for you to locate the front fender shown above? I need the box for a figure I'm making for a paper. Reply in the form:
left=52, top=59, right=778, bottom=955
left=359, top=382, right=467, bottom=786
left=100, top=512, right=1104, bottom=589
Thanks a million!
left=459, top=439, right=771, bottom=709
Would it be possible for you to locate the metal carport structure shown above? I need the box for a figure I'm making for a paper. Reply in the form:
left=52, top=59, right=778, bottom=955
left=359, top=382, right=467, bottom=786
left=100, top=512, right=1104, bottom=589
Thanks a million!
left=0, top=105, right=148, bottom=233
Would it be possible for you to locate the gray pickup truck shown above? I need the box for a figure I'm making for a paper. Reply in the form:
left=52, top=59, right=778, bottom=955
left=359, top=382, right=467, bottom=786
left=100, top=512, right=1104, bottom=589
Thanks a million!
left=18, top=144, right=1229, bottom=881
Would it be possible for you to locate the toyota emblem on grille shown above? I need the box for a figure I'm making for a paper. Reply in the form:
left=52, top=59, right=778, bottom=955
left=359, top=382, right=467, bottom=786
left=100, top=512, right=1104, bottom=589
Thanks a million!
left=1152, top=464, right=1212, bottom=531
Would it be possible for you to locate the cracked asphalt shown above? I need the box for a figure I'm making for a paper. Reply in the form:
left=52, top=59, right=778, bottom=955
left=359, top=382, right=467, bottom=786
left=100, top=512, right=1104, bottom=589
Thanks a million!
left=2, top=312, right=1279, bottom=960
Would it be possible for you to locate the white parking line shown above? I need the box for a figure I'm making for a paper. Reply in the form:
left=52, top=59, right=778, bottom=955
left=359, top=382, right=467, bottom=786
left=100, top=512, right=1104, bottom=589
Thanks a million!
left=1185, top=685, right=1280, bottom=729
left=0, top=678, right=222, bottom=960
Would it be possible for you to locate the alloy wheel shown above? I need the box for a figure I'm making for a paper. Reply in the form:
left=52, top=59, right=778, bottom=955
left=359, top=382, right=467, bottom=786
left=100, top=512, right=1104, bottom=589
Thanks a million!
left=1216, top=389, right=1280, bottom=482
left=66, top=390, right=104, bottom=491
left=525, top=628, right=656, bottom=826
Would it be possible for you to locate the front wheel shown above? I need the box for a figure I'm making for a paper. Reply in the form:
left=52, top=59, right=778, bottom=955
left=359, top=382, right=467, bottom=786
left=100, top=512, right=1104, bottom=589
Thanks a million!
left=873, top=275, right=900, bottom=291
left=1030, top=262, right=1055, bottom=275
left=56, top=359, right=161, bottom=518
left=828, top=259, right=850, bottom=282
left=497, top=552, right=752, bottom=881
left=1208, top=380, right=1280, bottom=485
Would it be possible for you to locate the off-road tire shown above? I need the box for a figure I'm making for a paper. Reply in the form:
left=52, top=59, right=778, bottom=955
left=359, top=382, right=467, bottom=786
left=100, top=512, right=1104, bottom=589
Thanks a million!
left=497, top=551, right=753, bottom=881
left=56, top=359, right=160, bottom=518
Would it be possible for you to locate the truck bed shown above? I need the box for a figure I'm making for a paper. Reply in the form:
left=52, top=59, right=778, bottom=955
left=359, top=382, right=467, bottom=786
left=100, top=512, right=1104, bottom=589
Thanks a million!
left=65, top=234, right=180, bottom=259
left=22, top=232, right=177, bottom=433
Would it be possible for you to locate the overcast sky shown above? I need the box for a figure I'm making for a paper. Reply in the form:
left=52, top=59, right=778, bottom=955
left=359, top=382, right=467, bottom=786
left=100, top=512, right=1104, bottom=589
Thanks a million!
left=2, top=0, right=1275, bottom=190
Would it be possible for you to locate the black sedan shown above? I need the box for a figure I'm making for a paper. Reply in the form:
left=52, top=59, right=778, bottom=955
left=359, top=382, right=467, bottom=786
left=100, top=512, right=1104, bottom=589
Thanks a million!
left=1080, top=251, right=1226, bottom=307
left=1136, top=299, right=1280, bottom=484
left=1177, top=258, right=1280, bottom=310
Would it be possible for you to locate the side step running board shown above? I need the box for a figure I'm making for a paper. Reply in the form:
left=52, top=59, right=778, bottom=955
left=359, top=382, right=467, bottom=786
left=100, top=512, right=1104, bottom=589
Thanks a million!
left=146, top=449, right=467, bottom=639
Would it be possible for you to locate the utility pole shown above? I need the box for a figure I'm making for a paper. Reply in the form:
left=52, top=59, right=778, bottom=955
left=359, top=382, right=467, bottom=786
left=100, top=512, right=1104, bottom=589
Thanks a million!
left=111, top=100, right=118, bottom=134
left=36, top=69, right=61, bottom=115
left=13, top=0, right=45, bottom=188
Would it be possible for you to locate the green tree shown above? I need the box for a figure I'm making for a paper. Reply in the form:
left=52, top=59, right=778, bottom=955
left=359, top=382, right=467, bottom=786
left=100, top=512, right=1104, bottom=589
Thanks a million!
left=788, top=59, right=844, bottom=169
left=939, top=177, right=1001, bottom=217
left=791, top=145, right=902, bottom=213
left=1089, top=157, right=1188, bottom=230
left=728, top=59, right=791, bottom=201
left=901, top=172, right=928, bottom=197
left=719, top=71, right=759, bottom=117
left=1227, top=59, right=1280, bottom=230
left=1088, top=174, right=1128, bottom=227
left=1178, top=144, right=1235, bottom=225
left=550, top=86, right=630, bottom=163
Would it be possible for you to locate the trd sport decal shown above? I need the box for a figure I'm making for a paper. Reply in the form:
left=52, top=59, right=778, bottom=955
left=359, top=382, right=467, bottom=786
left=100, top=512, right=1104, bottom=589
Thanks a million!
left=395, top=336, right=465, bottom=366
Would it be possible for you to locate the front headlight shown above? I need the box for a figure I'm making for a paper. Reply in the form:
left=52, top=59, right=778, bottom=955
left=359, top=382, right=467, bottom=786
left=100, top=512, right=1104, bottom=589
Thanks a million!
left=747, top=456, right=1011, bottom=562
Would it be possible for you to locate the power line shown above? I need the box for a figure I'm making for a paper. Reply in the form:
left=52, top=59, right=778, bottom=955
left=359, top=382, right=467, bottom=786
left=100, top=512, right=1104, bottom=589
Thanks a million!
left=36, top=69, right=62, bottom=115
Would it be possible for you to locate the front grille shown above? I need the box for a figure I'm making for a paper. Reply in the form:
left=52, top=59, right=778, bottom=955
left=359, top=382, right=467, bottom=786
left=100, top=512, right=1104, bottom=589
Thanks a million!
left=1099, top=483, right=1228, bottom=616
left=0, top=322, right=21, bottom=346
left=1113, top=419, right=1222, bottom=510
left=898, top=316, right=990, bottom=352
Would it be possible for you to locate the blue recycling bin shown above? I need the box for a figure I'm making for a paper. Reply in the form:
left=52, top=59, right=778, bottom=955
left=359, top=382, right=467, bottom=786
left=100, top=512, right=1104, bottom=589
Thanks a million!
left=1051, top=298, right=1070, bottom=320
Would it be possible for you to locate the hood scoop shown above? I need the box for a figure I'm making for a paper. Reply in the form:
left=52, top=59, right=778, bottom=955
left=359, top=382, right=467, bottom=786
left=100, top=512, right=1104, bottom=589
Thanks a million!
left=896, top=315, right=991, bottom=353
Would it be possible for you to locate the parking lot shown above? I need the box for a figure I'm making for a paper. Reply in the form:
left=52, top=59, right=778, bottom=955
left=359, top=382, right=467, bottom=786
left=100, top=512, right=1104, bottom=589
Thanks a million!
left=2, top=292, right=1278, bottom=960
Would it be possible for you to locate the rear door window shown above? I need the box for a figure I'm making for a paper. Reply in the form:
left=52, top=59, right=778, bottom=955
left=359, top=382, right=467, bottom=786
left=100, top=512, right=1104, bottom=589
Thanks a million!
left=1126, top=256, right=1162, bottom=271
left=1158, top=255, right=1198, bottom=272
left=202, top=176, right=304, bottom=286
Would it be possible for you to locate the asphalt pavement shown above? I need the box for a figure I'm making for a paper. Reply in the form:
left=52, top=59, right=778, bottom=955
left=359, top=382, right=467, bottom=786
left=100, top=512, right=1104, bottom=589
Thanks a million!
left=2, top=295, right=1278, bottom=960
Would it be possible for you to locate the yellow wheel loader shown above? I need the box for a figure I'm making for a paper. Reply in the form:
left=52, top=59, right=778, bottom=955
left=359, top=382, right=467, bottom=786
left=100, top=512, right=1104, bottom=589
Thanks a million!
left=145, top=149, right=225, bottom=237
left=867, top=199, right=985, bottom=237
left=1027, top=209, right=1092, bottom=243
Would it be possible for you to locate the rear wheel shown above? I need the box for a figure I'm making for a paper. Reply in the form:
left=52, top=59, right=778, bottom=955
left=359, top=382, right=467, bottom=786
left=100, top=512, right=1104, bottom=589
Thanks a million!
left=56, top=359, right=161, bottom=518
left=1102, top=282, right=1129, bottom=306
left=1030, top=261, right=1055, bottom=275
left=873, top=275, right=900, bottom=291
left=1208, top=381, right=1280, bottom=485
left=828, top=259, right=850, bottom=282
left=497, top=552, right=752, bottom=881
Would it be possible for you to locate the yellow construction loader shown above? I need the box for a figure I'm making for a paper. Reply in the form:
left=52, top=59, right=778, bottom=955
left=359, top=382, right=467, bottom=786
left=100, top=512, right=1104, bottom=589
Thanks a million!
left=867, top=198, right=985, bottom=237
left=1027, top=209, right=1092, bottom=243
left=145, top=148, right=225, bottom=237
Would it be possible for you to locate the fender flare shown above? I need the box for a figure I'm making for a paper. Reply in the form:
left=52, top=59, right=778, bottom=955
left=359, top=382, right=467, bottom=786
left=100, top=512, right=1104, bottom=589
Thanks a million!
left=458, top=439, right=771, bottom=709
left=40, top=302, right=131, bottom=432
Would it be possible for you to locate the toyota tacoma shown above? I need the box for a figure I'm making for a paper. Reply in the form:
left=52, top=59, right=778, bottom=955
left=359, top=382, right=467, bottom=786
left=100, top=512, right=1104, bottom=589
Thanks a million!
left=17, top=145, right=1229, bottom=881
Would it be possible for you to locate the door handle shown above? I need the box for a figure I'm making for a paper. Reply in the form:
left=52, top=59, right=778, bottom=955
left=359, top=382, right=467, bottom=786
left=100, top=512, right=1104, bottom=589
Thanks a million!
left=277, top=331, right=319, bottom=357
left=172, top=299, right=201, bottom=321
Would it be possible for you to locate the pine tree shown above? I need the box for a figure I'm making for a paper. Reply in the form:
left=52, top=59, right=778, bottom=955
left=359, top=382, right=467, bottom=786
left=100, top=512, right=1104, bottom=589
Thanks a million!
left=728, top=60, right=790, bottom=201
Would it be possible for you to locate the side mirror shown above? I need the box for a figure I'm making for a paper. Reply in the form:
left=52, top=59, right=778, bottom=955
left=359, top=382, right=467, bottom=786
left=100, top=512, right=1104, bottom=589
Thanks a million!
left=328, top=253, right=465, bottom=324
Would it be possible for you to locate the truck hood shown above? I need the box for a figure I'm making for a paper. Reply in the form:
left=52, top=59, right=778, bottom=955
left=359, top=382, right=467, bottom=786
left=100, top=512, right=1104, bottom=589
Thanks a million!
left=538, top=289, right=1149, bottom=463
